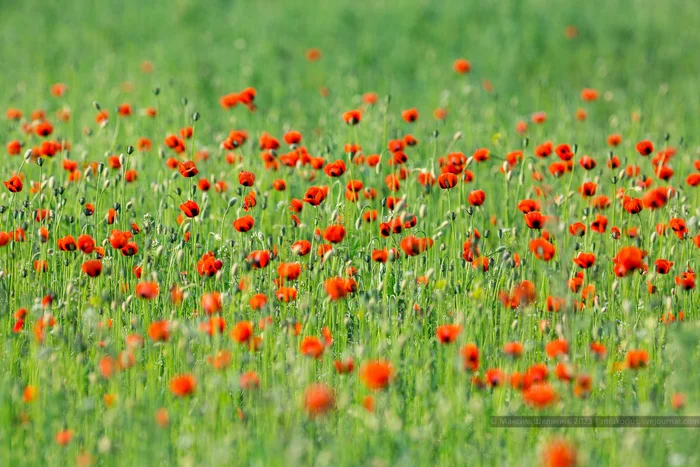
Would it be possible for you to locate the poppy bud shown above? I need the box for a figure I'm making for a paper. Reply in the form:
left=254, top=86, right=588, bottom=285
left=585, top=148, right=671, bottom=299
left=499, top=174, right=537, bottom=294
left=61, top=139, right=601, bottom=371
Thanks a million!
left=522, top=138, right=529, bottom=148
left=192, top=112, right=200, bottom=122
left=37, top=157, right=44, bottom=167
left=432, top=130, right=439, bottom=138
left=153, top=88, right=160, bottom=95
left=93, top=101, right=101, bottom=111
left=182, top=97, right=188, bottom=105
left=127, top=146, right=134, bottom=155
left=24, top=149, right=33, bottom=161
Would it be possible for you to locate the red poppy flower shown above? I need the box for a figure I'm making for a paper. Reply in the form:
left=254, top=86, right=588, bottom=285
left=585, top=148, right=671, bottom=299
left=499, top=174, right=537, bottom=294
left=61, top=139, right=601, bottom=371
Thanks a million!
left=180, top=200, right=200, bottom=218
left=360, top=360, right=393, bottom=390
left=233, top=215, right=255, bottom=233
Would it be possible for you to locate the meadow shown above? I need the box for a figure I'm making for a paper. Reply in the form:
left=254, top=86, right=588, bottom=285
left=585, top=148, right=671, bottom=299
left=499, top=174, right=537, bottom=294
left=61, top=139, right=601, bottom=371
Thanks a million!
left=1, top=0, right=699, bottom=465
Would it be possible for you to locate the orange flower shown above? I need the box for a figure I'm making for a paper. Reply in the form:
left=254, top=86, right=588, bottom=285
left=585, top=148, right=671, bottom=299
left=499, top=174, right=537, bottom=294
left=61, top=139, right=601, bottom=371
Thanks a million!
left=438, top=173, right=457, bottom=189
left=545, top=339, right=569, bottom=359
left=589, top=342, right=607, bottom=359
left=323, top=225, right=346, bottom=243
left=278, top=262, right=301, bottom=281
left=3, top=175, right=23, bottom=193
left=612, top=246, right=647, bottom=277
left=523, top=383, right=558, bottom=408
left=635, top=140, right=654, bottom=156
left=178, top=160, right=198, bottom=177
left=180, top=200, right=200, bottom=218
left=276, top=287, right=298, bottom=302
left=580, top=88, right=599, bottom=101
left=675, top=268, right=696, bottom=290
left=324, top=277, right=356, bottom=300
left=468, top=190, right=486, bottom=206
left=246, top=250, right=271, bottom=269
left=360, top=360, right=393, bottom=390
left=504, top=342, right=524, bottom=358
left=541, top=438, right=577, bottom=467
left=170, top=374, right=196, bottom=397
left=238, top=170, right=256, bottom=186
left=23, top=385, right=38, bottom=403
left=154, top=408, right=169, bottom=428
left=436, top=324, right=462, bottom=344
left=401, top=108, right=419, bottom=123
left=453, top=58, right=471, bottom=74
left=81, top=259, right=102, bottom=277
left=460, top=344, right=479, bottom=371
left=625, top=349, right=649, bottom=369
left=399, top=236, right=433, bottom=256
left=231, top=321, right=254, bottom=344
left=135, top=282, right=159, bottom=299
left=303, top=186, right=329, bottom=206
left=324, top=160, right=346, bottom=177
left=342, top=110, right=361, bottom=125
left=334, top=357, right=355, bottom=374
left=55, top=429, right=73, bottom=446
left=239, top=371, right=260, bottom=390
left=148, top=320, right=170, bottom=342
left=572, top=252, right=595, bottom=269
left=249, top=294, right=268, bottom=310
left=300, top=336, right=325, bottom=359
left=233, top=215, right=255, bottom=233
left=485, top=368, right=506, bottom=387
left=303, top=384, right=335, bottom=417
left=201, top=292, right=222, bottom=314
left=529, top=237, right=556, bottom=261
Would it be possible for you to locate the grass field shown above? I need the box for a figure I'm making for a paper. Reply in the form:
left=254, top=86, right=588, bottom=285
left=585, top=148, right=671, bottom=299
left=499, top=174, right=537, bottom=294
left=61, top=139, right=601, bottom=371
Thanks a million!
left=1, top=0, right=699, bottom=465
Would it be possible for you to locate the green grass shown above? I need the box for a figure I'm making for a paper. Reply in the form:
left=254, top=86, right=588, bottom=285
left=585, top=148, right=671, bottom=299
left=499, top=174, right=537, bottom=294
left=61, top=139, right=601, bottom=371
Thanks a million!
left=0, top=0, right=699, bottom=465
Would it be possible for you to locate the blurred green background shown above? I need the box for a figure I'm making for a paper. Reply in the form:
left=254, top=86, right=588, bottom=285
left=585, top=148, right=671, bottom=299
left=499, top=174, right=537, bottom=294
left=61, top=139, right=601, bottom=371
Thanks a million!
left=2, top=0, right=699, bottom=127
